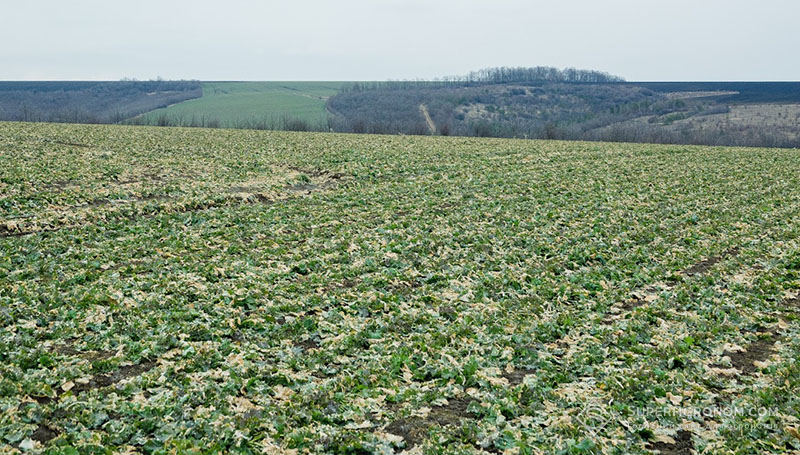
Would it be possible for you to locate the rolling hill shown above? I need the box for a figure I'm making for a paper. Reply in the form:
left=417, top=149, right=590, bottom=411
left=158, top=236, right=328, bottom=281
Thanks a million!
left=0, top=81, right=201, bottom=124
left=132, top=81, right=347, bottom=128
left=1, top=70, right=798, bottom=148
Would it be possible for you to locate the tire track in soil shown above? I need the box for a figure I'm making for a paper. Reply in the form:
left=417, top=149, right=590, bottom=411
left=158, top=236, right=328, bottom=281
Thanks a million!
left=602, top=196, right=800, bottom=327
left=706, top=248, right=797, bottom=378
left=601, top=247, right=742, bottom=453
left=700, top=327, right=785, bottom=453
left=31, top=359, right=157, bottom=405
left=692, top=289, right=798, bottom=451
left=686, top=250, right=795, bottom=453
left=25, top=358, right=158, bottom=445
left=1, top=168, right=346, bottom=238
left=540, top=247, right=752, bottom=453
left=721, top=330, right=781, bottom=376
left=602, top=247, right=742, bottom=326
left=584, top=210, right=792, bottom=452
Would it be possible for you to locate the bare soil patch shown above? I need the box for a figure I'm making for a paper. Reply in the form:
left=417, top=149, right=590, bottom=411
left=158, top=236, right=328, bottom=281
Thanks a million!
left=31, top=359, right=156, bottom=404
left=54, top=343, right=115, bottom=361
left=385, top=397, right=475, bottom=449
left=621, top=296, right=646, bottom=312
left=646, top=430, right=694, bottom=455
left=286, top=165, right=345, bottom=180
left=503, top=368, right=535, bottom=385
left=43, top=179, right=76, bottom=190
left=601, top=296, right=647, bottom=325
left=287, top=182, right=321, bottom=192
left=683, top=247, right=740, bottom=276
left=71, top=359, right=157, bottom=395
left=724, top=332, right=780, bottom=375
left=31, top=424, right=59, bottom=444
left=295, top=337, right=320, bottom=351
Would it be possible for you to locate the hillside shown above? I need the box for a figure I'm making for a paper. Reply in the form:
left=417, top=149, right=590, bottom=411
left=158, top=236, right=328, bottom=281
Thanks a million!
left=2, top=122, right=799, bottom=453
left=2, top=74, right=799, bottom=148
left=0, top=81, right=201, bottom=124
left=131, top=81, right=346, bottom=129
left=327, top=79, right=800, bottom=147
left=328, top=82, right=675, bottom=137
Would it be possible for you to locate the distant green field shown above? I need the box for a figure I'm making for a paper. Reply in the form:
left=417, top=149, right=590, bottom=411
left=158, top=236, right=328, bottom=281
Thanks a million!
left=134, top=82, right=347, bottom=128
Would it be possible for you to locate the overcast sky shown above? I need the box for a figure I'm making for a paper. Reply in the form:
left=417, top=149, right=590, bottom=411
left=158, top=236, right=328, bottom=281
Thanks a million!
left=2, top=0, right=798, bottom=81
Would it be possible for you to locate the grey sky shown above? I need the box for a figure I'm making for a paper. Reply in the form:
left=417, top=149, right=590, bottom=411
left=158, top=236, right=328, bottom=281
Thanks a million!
left=2, top=0, right=798, bottom=81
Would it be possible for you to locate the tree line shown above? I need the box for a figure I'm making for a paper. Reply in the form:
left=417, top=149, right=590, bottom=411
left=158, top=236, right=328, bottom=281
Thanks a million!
left=340, top=66, right=625, bottom=93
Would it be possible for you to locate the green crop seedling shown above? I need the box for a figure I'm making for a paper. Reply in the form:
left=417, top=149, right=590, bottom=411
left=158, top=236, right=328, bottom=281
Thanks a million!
left=0, top=122, right=798, bottom=454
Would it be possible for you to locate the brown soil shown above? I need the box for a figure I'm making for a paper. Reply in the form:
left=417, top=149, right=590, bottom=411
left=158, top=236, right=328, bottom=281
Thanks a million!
left=0, top=224, right=28, bottom=237
left=503, top=368, right=535, bottom=385
left=43, top=179, right=76, bottom=190
left=621, top=296, right=646, bottom=312
left=724, top=332, right=780, bottom=375
left=387, top=279, right=422, bottom=296
left=601, top=296, right=646, bottom=325
left=295, top=338, right=320, bottom=350
left=287, top=183, right=321, bottom=192
left=384, top=397, right=474, bottom=448
left=647, top=430, right=694, bottom=455
left=71, top=359, right=157, bottom=394
left=31, top=424, right=59, bottom=443
left=286, top=165, right=345, bottom=180
left=54, top=344, right=115, bottom=361
left=53, top=140, right=91, bottom=148
left=684, top=247, right=740, bottom=276
left=31, top=359, right=156, bottom=404
left=438, top=305, right=457, bottom=321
